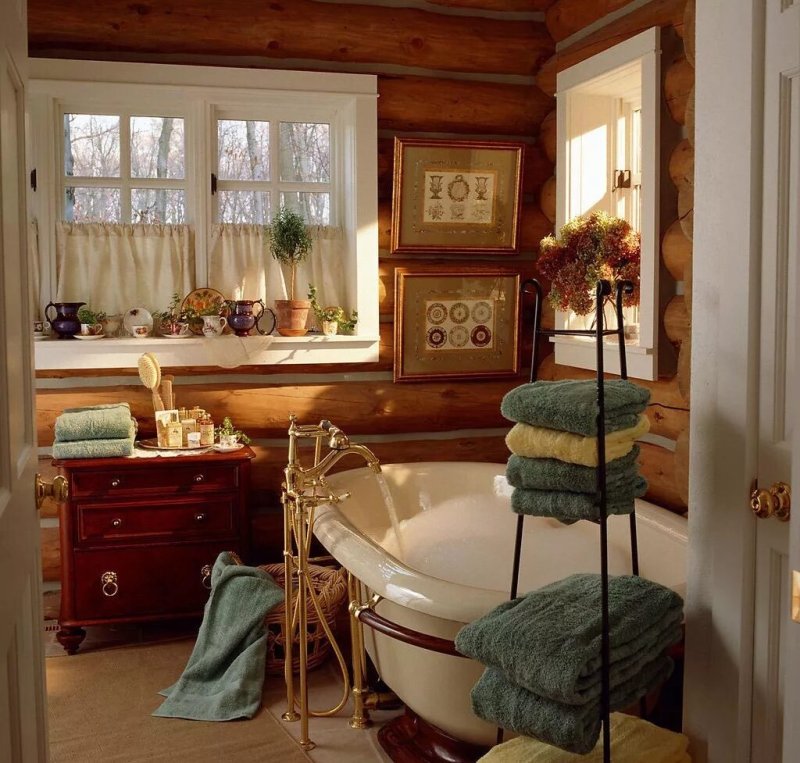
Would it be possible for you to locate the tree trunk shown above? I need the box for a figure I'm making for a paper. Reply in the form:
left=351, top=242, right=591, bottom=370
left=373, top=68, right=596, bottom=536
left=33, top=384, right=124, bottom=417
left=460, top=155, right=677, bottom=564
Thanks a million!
left=245, top=119, right=266, bottom=223
left=64, top=115, right=75, bottom=221
left=155, top=117, right=174, bottom=222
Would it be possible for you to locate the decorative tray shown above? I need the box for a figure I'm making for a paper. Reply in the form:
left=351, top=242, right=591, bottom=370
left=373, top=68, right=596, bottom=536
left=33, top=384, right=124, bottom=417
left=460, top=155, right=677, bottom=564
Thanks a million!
left=137, top=438, right=212, bottom=451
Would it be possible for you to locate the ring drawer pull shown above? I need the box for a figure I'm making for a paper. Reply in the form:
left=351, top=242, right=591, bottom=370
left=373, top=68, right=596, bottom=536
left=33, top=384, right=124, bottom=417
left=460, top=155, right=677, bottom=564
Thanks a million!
left=111, top=518, right=123, bottom=528
left=201, top=564, right=212, bottom=590
left=194, top=474, right=205, bottom=484
left=101, top=571, right=118, bottom=597
left=110, top=478, right=121, bottom=488
left=194, top=512, right=206, bottom=522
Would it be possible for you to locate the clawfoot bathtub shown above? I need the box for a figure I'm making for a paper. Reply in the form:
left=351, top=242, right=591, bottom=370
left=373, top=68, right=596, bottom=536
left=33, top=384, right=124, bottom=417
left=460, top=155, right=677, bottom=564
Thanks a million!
left=314, top=462, right=688, bottom=754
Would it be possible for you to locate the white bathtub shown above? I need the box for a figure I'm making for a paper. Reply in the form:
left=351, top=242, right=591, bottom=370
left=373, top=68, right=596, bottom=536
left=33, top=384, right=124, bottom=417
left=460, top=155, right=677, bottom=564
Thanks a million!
left=314, top=462, right=687, bottom=747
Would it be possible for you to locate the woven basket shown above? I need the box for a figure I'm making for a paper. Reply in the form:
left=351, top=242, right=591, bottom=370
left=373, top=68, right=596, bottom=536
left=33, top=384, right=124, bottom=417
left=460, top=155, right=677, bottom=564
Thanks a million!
left=260, top=563, right=348, bottom=675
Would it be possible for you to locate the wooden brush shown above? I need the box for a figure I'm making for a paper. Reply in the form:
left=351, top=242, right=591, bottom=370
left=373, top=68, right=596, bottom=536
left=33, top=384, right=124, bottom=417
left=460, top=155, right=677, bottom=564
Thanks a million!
left=137, top=353, right=164, bottom=413
left=161, top=374, right=174, bottom=410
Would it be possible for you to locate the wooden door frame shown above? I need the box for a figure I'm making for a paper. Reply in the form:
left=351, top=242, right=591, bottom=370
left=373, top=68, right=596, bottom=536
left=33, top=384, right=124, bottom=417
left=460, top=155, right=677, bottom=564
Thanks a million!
left=682, top=1, right=765, bottom=761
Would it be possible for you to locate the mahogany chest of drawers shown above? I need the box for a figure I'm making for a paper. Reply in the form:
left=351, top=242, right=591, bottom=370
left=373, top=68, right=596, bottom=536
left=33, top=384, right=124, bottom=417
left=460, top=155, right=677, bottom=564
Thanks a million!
left=53, top=447, right=254, bottom=654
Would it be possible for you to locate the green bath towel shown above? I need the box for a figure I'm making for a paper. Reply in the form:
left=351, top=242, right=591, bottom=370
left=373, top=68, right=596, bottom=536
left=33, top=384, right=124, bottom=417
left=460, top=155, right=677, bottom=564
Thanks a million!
left=510, top=477, right=647, bottom=524
left=153, top=551, right=284, bottom=721
left=55, top=403, right=135, bottom=442
left=506, top=447, right=641, bottom=494
left=501, top=380, right=650, bottom=436
left=471, top=656, right=674, bottom=755
left=455, top=573, right=684, bottom=705
left=52, top=436, right=135, bottom=460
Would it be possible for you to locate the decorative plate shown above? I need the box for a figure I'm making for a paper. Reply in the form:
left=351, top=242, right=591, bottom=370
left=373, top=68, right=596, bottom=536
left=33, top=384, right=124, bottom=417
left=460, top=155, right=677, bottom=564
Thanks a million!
left=137, top=438, right=212, bottom=451
left=123, top=307, right=154, bottom=336
left=74, top=333, right=105, bottom=340
left=213, top=442, right=244, bottom=452
left=181, top=288, right=227, bottom=335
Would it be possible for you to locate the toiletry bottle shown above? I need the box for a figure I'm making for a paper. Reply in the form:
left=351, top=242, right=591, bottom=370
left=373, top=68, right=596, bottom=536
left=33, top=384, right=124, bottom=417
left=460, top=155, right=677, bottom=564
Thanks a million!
left=166, top=413, right=183, bottom=448
left=199, top=415, right=215, bottom=446
left=181, top=418, right=197, bottom=446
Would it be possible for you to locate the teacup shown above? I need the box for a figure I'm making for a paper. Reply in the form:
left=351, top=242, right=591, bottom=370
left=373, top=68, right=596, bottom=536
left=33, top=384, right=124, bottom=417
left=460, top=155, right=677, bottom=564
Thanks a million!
left=131, top=325, right=150, bottom=338
left=33, top=320, right=47, bottom=335
left=201, top=315, right=227, bottom=337
left=219, top=434, right=239, bottom=449
left=162, top=321, right=191, bottom=338
left=80, top=323, right=103, bottom=336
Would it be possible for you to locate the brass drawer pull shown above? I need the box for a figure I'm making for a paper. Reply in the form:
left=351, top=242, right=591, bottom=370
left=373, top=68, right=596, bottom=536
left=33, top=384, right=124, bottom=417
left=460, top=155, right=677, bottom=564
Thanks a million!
left=111, top=518, right=123, bottom=528
left=194, top=474, right=205, bottom=484
left=101, top=571, right=118, bottom=597
left=194, top=512, right=206, bottom=523
left=110, top=478, right=121, bottom=488
left=201, top=564, right=212, bottom=590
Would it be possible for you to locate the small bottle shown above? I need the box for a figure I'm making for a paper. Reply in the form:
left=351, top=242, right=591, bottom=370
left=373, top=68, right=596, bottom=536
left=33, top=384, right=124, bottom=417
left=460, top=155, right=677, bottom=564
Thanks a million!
left=190, top=405, right=205, bottom=421
left=199, top=415, right=215, bottom=446
left=166, top=413, right=183, bottom=448
left=181, top=418, right=197, bottom=446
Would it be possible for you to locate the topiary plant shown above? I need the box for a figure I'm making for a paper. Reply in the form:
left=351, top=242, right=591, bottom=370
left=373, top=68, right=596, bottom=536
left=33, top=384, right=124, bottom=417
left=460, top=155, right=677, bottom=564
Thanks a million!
left=269, top=207, right=313, bottom=301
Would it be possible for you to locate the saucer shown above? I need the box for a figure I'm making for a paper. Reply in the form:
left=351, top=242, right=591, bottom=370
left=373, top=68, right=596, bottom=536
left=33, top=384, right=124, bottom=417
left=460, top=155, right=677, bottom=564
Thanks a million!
left=161, top=332, right=195, bottom=339
left=74, top=333, right=105, bottom=340
left=213, top=443, right=244, bottom=452
left=33, top=334, right=48, bottom=341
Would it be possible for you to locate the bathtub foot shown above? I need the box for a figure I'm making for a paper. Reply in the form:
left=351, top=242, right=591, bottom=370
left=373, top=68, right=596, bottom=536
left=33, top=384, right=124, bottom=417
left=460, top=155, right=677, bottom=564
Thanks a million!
left=300, top=740, right=317, bottom=752
left=281, top=710, right=300, bottom=722
left=378, top=708, right=490, bottom=763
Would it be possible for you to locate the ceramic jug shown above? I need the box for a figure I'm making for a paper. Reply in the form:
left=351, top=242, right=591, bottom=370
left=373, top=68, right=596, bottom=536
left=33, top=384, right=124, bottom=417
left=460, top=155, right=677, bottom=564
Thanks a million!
left=201, top=315, right=227, bottom=337
left=225, top=299, right=276, bottom=337
left=44, top=301, right=86, bottom=339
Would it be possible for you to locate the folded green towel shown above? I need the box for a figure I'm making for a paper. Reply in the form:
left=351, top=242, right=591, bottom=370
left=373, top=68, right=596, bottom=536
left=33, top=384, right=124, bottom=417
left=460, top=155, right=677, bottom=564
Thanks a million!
left=506, top=447, right=641, bottom=493
left=153, top=551, right=284, bottom=721
left=501, top=380, right=650, bottom=436
left=471, top=656, right=674, bottom=755
left=510, top=477, right=647, bottom=524
left=455, top=574, right=684, bottom=705
left=55, top=403, right=135, bottom=442
left=52, top=436, right=135, bottom=459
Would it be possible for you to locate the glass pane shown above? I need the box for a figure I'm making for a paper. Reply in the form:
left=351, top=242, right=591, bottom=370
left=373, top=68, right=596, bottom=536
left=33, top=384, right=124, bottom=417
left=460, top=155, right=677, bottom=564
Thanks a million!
left=218, top=190, right=271, bottom=224
left=279, top=122, right=330, bottom=182
left=65, top=186, right=120, bottom=222
left=130, top=117, right=185, bottom=179
left=281, top=192, right=330, bottom=225
left=64, top=114, right=120, bottom=177
left=217, top=120, right=269, bottom=181
left=132, top=188, right=186, bottom=223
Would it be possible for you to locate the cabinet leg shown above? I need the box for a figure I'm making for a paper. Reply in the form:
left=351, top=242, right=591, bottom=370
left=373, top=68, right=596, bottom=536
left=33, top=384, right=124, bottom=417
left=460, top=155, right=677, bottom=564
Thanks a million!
left=56, top=627, right=86, bottom=655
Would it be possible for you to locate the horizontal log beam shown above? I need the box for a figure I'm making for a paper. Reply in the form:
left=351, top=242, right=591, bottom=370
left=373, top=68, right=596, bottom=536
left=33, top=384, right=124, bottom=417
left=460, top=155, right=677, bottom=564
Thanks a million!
left=28, top=0, right=553, bottom=77
left=539, top=175, right=557, bottom=223
left=668, top=139, right=694, bottom=190
left=664, top=295, right=690, bottom=345
left=546, top=0, right=635, bottom=43
left=540, top=109, right=557, bottom=163
left=662, top=219, right=691, bottom=281
left=664, top=55, right=694, bottom=125
left=427, top=0, right=553, bottom=11
left=638, top=441, right=686, bottom=512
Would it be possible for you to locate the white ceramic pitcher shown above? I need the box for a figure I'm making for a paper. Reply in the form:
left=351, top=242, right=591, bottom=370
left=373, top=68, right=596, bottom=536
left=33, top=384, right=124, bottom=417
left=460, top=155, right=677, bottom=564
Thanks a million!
left=201, top=315, right=227, bottom=337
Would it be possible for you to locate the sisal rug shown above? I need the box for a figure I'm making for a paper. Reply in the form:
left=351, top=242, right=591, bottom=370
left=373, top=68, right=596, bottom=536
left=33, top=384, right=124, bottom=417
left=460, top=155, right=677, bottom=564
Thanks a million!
left=47, top=639, right=311, bottom=763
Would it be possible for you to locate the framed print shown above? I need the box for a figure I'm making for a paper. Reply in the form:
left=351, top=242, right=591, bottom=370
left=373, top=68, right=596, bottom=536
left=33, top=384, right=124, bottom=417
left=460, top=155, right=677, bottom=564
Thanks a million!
left=394, top=266, right=521, bottom=382
left=390, top=138, right=525, bottom=255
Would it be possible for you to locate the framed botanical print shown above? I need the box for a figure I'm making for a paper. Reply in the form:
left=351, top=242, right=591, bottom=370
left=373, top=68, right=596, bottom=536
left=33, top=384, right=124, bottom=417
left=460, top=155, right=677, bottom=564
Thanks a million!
left=390, top=138, right=525, bottom=255
left=394, top=266, right=521, bottom=382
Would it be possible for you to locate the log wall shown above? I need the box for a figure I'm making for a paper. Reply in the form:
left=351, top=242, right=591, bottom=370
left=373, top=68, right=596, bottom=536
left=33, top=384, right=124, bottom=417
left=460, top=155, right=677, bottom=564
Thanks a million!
left=29, top=0, right=694, bottom=582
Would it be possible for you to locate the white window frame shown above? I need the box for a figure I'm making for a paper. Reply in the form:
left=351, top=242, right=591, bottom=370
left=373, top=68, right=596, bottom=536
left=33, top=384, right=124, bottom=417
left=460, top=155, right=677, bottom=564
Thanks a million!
left=555, top=27, right=660, bottom=380
left=28, top=59, right=379, bottom=369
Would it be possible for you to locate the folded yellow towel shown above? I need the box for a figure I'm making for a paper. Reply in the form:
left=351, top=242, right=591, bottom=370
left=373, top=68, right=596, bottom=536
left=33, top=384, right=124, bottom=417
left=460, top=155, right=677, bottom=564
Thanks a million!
left=505, top=416, right=650, bottom=467
left=478, top=713, right=690, bottom=762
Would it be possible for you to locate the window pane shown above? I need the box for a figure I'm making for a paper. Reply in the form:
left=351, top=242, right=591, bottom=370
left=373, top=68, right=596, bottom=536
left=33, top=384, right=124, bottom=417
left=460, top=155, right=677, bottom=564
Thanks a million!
left=280, top=122, right=330, bottom=182
left=64, top=114, right=120, bottom=178
left=65, top=186, right=120, bottom=222
left=132, top=188, right=186, bottom=223
left=130, top=117, right=185, bottom=179
left=217, top=120, right=269, bottom=181
left=218, top=190, right=271, bottom=224
left=281, top=192, right=330, bottom=225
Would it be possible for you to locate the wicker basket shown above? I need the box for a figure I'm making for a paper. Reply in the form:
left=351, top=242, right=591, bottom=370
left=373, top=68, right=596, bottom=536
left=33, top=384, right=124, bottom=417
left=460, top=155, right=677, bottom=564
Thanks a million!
left=260, top=563, right=348, bottom=675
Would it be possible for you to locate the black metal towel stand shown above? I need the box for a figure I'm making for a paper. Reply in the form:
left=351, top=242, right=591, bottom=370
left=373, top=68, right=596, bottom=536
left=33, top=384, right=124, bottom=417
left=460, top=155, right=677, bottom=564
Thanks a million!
left=503, top=278, right=640, bottom=763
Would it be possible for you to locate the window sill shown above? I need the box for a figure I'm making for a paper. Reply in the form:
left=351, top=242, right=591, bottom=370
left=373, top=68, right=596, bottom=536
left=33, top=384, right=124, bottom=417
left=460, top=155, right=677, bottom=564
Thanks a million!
left=551, top=335, right=656, bottom=381
left=34, top=333, right=380, bottom=370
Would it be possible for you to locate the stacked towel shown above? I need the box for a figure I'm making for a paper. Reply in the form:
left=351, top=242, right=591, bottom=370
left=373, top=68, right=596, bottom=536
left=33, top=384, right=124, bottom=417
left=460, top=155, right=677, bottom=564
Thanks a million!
left=477, top=712, right=691, bottom=762
left=52, top=403, right=136, bottom=459
left=456, top=574, right=683, bottom=754
left=501, top=380, right=650, bottom=522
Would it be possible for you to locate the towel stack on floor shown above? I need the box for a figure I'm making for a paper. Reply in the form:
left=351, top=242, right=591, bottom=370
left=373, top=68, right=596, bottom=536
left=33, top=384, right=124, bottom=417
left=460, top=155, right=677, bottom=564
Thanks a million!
left=501, top=380, right=650, bottom=524
left=52, top=403, right=136, bottom=459
left=456, top=574, right=684, bottom=755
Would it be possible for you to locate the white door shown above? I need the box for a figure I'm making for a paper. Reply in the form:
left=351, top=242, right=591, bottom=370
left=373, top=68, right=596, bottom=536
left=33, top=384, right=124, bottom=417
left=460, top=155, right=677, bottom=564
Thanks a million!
left=751, top=0, right=800, bottom=760
left=0, top=0, right=48, bottom=760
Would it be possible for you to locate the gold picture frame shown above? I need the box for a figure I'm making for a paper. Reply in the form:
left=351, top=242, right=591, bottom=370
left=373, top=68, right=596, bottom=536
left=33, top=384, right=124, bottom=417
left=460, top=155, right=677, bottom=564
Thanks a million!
left=394, top=266, right=521, bottom=383
left=390, top=137, right=525, bottom=255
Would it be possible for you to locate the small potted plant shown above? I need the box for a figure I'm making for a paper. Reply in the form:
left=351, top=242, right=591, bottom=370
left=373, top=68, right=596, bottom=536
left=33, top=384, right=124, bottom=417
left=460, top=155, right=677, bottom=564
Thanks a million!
left=156, top=292, right=194, bottom=337
left=215, top=416, right=251, bottom=449
left=308, top=284, right=358, bottom=337
left=270, top=207, right=313, bottom=336
left=77, top=306, right=106, bottom=337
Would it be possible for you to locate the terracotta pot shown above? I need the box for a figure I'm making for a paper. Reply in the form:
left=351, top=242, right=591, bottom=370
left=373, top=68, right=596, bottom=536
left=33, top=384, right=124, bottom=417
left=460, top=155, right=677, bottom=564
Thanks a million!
left=275, top=299, right=311, bottom=337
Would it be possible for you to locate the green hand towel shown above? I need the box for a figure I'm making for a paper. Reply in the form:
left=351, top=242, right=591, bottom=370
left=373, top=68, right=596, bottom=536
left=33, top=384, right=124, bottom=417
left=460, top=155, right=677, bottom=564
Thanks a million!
left=52, top=435, right=135, bottom=460
left=455, top=574, right=684, bottom=705
left=55, top=403, right=135, bottom=442
left=510, top=477, right=647, bottom=524
left=471, top=656, right=674, bottom=755
left=501, top=380, right=650, bottom=436
left=506, top=447, right=641, bottom=494
left=153, top=551, right=284, bottom=721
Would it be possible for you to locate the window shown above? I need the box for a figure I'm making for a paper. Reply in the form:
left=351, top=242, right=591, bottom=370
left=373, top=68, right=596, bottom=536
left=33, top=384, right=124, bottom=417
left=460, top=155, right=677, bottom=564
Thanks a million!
left=555, top=27, right=661, bottom=380
left=29, top=60, right=379, bottom=369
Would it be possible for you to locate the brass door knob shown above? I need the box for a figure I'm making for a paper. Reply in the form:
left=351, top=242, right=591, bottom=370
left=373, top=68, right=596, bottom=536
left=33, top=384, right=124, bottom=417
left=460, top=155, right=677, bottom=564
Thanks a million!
left=34, top=473, right=69, bottom=510
left=750, top=481, right=791, bottom=521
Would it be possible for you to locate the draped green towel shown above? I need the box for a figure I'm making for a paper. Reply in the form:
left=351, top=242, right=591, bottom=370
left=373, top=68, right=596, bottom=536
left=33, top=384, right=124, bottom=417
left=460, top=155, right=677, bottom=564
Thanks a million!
left=455, top=574, right=684, bottom=705
left=510, top=477, right=647, bottom=524
left=501, top=380, right=650, bottom=436
left=471, top=657, right=674, bottom=755
left=52, top=436, right=135, bottom=460
left=153, top=552, right=284, bottom=721
left=54, top=403, right=135, bottom=442
left=506, top=447, right=641, bottom=493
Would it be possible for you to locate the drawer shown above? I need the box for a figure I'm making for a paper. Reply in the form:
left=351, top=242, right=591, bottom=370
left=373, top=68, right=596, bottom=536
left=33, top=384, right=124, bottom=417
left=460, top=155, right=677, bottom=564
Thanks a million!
left=70, top=463, right=239, bottom=498
left=71, top=543, right=238, bottom=621
left=76, top=496, right=237, bottom=546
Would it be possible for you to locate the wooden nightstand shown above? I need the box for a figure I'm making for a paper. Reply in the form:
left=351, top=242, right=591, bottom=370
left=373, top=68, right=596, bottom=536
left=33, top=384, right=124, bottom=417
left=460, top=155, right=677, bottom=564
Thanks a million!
left=53, top=447, right=255, bottom=654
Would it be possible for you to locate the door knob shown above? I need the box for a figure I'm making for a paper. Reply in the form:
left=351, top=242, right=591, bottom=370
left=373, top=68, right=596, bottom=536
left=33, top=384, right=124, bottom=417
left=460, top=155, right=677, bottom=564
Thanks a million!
left=35, top=473, right=69, bottom=510
left=750, top=481, right=791, bottom=521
